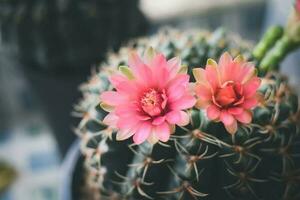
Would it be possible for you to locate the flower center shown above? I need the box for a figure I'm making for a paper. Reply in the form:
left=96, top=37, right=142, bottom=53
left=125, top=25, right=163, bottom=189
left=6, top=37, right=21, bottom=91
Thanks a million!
left=140, top=89, right=167, bottom=117
left=215, top=82, right=243, bottom=107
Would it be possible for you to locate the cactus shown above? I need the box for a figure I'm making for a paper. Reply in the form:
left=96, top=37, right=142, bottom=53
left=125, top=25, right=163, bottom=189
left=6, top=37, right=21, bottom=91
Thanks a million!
left=74, top=28, right=300, bottom=200
left=0, top=0, right=146, bottom=72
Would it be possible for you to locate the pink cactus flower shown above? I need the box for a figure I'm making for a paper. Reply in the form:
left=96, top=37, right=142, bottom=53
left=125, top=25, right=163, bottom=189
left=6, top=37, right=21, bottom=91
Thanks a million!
left=193, top=52, right=261, bottom=134
left=100, top=48, right=196, bottom=144
left=296, top=0, right=300, bottom=13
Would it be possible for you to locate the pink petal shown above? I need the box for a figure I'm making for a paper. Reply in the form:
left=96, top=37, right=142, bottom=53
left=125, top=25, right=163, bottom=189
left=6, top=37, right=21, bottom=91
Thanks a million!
left=116, top=107, right=140, bottom=129
left=242, top=98, right=258, bottom=109
left=128, top=52, right=145, bottom=72
left=166, top=110, right=181, bottom=124
left=154, top=122, right=170, bottom=142
left=151, top=53, right=168, bottom=71
left=117, top=117, right=140, bottom=129
left=109, top=74, right=128, bottom=87
left=116, top=129, right=135, bottom=141
left=152, top=116, right=166, bottom=125
left=227, top=62, right=243, bottom=83
left=114, top=80, right=139, bottom=97
left=207, top=105, right=221, bottom=120
left=103, top=112, right=118, bottom=128
left=128, top=52, right=153, bottom=85
left=243, top=77, right=261, bottom=98
left=193, top=68, right=206, bottom=83
left=167, top=57, right=181, bottom=78
left=167, top=57, right=180, bottom=70
left=167, top=85, right=185, bottom=102
left=220, top=111, right=234, bottom=126
left=195, top=99, right=211, bottom=109
left=170, top=95, right=196, bottom=110
left=225, top=120, right=238, bottom=134
left=115, top=104, right=139, bottom=118
left=195, top=82, right=212, bottom=101
left=167, top=74, right=189, bottom=90
left=205, top=65, right=220, bottom=90
left=177, top=111, right=190, bottom=126
left=150, top=53, right=170, bottom=87
left=166, top=111, right=190, bottom=126
left=219, top=52, right=233, bottom=82
left=219, top=52, right=232, bottom=67
left=147, top=132, right=159, bottom=144
left=100, top=91, right=127, bottom=106
left=133, top=122, right=152, bottom=144
left=235, top=110, right=252, bottom=124
left=238, top=63, right=256, bottom=84
left=137, top=115, right=151, bottom=121
left=228, top=107, right=244, bottom=115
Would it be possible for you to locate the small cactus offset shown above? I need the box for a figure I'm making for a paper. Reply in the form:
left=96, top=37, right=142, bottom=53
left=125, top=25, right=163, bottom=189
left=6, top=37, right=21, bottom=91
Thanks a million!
left=73, top=28, right=300, bottom=200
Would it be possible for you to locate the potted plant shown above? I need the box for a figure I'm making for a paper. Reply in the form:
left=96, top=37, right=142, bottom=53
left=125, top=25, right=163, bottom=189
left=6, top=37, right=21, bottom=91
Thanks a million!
left=0, top=0, right=148, bottom=155
left=62, top=2, right=300, bottom=200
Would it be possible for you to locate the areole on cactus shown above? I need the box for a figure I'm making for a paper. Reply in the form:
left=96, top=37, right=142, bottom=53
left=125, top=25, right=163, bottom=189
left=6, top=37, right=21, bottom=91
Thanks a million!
left=73, top=28, right=300, bottom=200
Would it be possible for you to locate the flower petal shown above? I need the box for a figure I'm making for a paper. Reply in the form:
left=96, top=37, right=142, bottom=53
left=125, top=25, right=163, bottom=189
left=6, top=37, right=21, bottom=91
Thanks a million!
left=220, top=111, right=234, bottom=126
left=116, top=129, right=135, bottom=141
left=154, top=122, right=170, bottom=142
left=195, top=99, right=211, bottom=109
left=128, top=52, right=153, bottom=84
left=144, top=47, right=157, bottom=65
left=193, top=68, right=207, bottom=83
left=239, top=63, right=256, bottom=84
left=147, top=132, right=159, bottom=144
left=167, top=57, right=181, bottom=78
left=150, top=53, right=170, bottom=87
left=114, top=80, right=139, bottom=97
left=117, top=117, right=140, bottom=129
left=152, top=116, right=166, bottom=125
left=177, top=111, right=190, bottom=126
left=219, top=52, right=233, bottom=82
left=166, top=110, right=181, bottom=124
left=228, top=107, right=244, bottom=115
left=167, top=74, right=189, bottom=90
left=235, top=110, right=252, bottom=124
left=195, top=82, right=212, bottom=101
left=170, top=95, right=196, bottom=110
left=100, top=91, right=127, bottom=106
left=243, top=77, right=261, bottom=98
left=242, top=98, right=258, bottom=109
left=205, top=64, right=220, bottom=90
left=207, top=105, right=221, bottom=120
left=133, top=122, right=152, bottom=144
left=109, top=74, right=128, bottom=87
left=103, top=112, right=118, bottom=128
left=166, top=110, right=190, bottom=126
left=225, top=119, right=238, bottom=134
left=167, top=85, right=185, bottom=102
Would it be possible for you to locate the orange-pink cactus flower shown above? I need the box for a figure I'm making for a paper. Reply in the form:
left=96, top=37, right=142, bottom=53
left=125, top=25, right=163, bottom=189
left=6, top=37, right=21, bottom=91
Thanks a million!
left=100, top=48, right=196, bottom=144
left=193, top=52, right=261, bottom=134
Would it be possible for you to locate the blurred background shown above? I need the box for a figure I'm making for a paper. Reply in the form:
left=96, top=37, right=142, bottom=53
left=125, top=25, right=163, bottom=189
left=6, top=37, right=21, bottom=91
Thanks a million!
left=0, top=0, right=299, bottom=199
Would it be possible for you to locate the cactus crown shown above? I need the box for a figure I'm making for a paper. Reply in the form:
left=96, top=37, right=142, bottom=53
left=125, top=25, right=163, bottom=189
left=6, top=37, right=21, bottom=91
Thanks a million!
left=74, top=28, right=300, bottom=200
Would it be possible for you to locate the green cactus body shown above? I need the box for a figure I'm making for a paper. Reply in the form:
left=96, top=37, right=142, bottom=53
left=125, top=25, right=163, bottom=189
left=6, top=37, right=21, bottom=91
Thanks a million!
left=74, top=29, right=300, bottom=200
